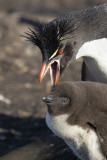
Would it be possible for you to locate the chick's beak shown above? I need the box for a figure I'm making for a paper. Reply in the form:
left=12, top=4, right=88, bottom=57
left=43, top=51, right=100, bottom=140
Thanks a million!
left=42, top=95, right=54, bottom=104
left=39, top=60, right=60, bottom=85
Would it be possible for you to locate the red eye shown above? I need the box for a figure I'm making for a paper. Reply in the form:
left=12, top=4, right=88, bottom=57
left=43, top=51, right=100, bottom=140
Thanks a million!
left=60, top=49, right=63, bottom=54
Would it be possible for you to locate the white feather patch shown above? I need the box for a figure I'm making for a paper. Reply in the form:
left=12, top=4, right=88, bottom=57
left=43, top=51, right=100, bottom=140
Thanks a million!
left=76, top=38, right=107, bottom=82
left=46, top=112, right=105, bottom=160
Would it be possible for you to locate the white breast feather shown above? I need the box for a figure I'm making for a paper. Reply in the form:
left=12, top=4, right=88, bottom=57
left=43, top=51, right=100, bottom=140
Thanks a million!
left=76, top=38, right=107, bottom=82
left=46, top=112, right=105, bottom=160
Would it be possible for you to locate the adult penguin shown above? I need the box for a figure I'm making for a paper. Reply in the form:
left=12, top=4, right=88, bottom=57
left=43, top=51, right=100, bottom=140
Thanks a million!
left=25, top=4, right=107, bottom=85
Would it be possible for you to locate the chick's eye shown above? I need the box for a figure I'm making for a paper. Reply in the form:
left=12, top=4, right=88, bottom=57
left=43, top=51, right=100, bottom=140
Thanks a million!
left=60, top=49, right=63, bottom=55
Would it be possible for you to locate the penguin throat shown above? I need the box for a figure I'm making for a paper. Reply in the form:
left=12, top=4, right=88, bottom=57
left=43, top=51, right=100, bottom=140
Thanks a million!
left=50, top=60, right=60, bottom=85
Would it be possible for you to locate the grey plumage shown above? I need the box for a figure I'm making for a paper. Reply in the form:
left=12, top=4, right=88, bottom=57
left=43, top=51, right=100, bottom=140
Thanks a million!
left=43, top=81, right=107, bottom=160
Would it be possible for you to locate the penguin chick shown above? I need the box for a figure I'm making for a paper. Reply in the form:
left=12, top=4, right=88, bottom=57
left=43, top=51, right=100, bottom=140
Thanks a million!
left=43, top=81, right=107, bottom=160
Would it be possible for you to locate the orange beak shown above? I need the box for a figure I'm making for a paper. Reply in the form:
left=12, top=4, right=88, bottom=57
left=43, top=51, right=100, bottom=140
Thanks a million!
left=39, top=60, right=60, bottom=85
left=55, top=70, right=60, bottom=84
left=39, top=62, right=46, bottom=83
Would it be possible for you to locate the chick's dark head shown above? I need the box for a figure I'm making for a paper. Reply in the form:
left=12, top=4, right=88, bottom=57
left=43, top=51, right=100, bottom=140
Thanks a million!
left=42, top=83, right=71, bottom=115
left=25, top=18, right=75, bottom=85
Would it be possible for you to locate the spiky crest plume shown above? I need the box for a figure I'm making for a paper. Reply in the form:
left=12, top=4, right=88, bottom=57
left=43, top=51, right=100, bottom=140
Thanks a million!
left=24, top=20, right=44, bottom=48
left=24, top=17, right=76, bottom=50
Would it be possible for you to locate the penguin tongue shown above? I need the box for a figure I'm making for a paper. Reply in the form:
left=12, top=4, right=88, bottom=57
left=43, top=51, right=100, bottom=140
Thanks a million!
left=50, top=61, right=60, bottom=85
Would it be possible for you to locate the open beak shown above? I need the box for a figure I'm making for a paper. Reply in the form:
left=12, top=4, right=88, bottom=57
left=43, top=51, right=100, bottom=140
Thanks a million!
left=39, top=60, right=60, bottom=85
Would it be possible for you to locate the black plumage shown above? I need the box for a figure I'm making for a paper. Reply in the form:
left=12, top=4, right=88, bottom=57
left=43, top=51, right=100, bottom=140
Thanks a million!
left=25, top=18, right=76, bottom=59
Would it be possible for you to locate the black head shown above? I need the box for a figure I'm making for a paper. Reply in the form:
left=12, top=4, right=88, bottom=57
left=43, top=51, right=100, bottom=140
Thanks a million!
left=25, top=18, right=76, bottom=85
left=42, top=83, right=73, bottom=116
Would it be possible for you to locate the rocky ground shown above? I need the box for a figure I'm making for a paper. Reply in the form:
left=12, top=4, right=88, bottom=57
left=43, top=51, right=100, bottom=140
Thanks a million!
left=0, top=0, right=106, bottom=159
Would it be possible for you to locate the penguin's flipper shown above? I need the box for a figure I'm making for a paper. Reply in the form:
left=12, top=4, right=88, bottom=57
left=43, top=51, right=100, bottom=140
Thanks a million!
left=81, top=61, right=95, bottom=81
left=87, top=111, right=107, bottom=158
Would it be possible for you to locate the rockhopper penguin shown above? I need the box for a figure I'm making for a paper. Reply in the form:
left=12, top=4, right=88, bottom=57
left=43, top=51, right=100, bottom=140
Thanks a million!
left=43, top=81, right=107, bottom=160
left=25, top=4, right=107, bottom=85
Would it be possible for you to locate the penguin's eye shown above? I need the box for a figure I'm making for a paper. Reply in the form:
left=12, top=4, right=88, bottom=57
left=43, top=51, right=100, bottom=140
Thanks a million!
left=62, top=97, right=68, bottom=102
left=60, top=49, right=64, bottom=55
left=60, top=97, right=70, bottom=106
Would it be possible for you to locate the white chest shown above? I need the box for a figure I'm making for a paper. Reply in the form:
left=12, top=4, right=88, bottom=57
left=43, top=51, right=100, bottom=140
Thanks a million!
left=76, top=38, right=107, bottom=83
left=46, top=112, right=105, bottom=160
